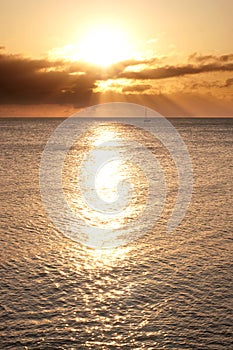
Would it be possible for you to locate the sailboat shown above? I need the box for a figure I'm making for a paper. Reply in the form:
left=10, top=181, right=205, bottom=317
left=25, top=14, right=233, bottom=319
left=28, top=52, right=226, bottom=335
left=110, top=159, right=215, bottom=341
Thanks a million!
left=144, top=107, right=151, bottom=123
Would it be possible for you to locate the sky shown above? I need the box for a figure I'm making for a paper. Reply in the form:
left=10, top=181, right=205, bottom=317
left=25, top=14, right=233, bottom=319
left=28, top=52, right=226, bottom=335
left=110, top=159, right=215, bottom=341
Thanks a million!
left=0, top=0, right=233, bottom=116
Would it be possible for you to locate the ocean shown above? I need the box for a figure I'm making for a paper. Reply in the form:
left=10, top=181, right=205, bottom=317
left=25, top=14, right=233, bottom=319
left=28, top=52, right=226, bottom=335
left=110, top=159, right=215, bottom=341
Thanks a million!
left=0, top=117, right=232, bottom=349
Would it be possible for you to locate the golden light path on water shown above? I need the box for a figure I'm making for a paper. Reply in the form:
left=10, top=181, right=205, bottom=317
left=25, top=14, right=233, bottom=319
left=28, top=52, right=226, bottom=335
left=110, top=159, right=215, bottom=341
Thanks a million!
left=63, top=123, right=149, bottom=249
left=82, top=245, right=134, bottom=270
left=40, top=102, right=193, bottom=249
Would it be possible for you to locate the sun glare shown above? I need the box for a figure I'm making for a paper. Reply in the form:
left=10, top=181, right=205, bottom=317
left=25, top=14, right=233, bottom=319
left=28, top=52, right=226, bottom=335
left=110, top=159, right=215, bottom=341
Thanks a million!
left=50, top=25, right=133, bottom=67
left=79, top=26, right=132, bottom=67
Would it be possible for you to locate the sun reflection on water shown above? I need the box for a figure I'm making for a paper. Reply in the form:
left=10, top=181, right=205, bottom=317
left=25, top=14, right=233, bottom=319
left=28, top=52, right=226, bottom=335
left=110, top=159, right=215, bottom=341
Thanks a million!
left=62, top=122, right=149, bottom=249
left=69, top=243, right=133, bottom=272
left=86, top=245, right=133, bottom=268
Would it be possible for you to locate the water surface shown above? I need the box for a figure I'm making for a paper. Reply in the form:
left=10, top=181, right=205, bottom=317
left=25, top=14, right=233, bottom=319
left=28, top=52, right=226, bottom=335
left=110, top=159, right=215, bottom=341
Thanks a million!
left=0, top=117, right=232, bottom=349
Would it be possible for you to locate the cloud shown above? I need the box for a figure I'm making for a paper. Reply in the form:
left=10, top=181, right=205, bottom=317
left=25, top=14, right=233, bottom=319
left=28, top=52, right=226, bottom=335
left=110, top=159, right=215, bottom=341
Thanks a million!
left=118, top=53, right=233, bottom=81
left=0, top=51, right=232, bottom=112
left=0, top=54, right=161, bottom=104
left=0, top=46, right=5, bottom=50
left=122, top=84, right=152, bottom=93
left=102, top=57, right=159, bottom=79
left=119, top=62, right=233, bottom=80
left=0, top=53, right=97, bottom=106
left=189, top=52, right=233, bottom=63
left=224, top=78, right=233, bottom=87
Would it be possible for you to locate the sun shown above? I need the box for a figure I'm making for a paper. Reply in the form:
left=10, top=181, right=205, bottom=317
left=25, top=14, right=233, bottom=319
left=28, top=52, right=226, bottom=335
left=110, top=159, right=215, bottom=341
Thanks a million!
left=78, top=26, right=132, bottom=67
left=49, top=25, right=134, bottom=67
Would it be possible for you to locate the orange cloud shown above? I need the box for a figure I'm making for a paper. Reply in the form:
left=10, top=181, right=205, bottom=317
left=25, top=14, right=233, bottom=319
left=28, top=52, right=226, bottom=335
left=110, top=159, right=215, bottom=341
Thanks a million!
left=0, top=51, right=232, bottom=116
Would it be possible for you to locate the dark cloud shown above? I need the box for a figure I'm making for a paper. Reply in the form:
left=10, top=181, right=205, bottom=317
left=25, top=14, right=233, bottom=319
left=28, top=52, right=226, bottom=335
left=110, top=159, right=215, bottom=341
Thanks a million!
left=118, top=53, right=233, bottom=81
left=188, top=52, right=233, bottom=63
left=0, top=54, right=96, bottom=106
left=122, top=84, right=152, bottom=93
left=224, top=77, right=233, bottom=87
left=0, top=54, right=161, bottom=105
left=0, top=46, right=5, bottom=50
left=0, top=52, right=232, bottom=107
left=119, top=62, right=233, bottom=80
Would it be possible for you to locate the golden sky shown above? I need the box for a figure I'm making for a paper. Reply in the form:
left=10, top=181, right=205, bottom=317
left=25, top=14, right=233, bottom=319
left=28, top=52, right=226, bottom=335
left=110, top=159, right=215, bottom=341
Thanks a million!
left=0, top=0, right=233, bottom=116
